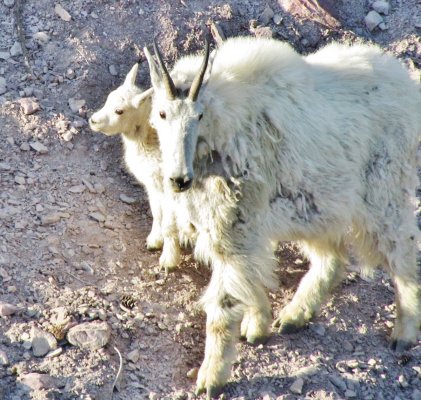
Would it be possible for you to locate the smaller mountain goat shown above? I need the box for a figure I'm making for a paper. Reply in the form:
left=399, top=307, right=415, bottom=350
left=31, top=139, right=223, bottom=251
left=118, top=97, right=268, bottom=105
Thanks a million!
left=89, top=63, right=186, bottom=270
left=145, top=36, right=421, bottom=397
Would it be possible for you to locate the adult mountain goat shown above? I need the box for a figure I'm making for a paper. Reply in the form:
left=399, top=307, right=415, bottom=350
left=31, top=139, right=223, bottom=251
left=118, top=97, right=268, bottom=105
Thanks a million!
left=145, top=36, right=421, bottom=397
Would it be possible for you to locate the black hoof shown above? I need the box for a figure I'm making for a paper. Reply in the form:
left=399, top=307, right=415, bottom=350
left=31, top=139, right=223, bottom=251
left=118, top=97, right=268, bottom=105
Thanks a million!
left=278, top=322, right=302, bottom=334
left=390, top=339, right=412, bottom=352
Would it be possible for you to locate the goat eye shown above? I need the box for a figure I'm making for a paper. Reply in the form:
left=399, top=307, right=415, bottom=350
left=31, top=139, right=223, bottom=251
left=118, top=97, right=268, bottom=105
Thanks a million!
left=198, top=113, right=203, bottom=121
left=159, top=111, right=166, bottom=119
left=115, top=109, right=124, bottom=115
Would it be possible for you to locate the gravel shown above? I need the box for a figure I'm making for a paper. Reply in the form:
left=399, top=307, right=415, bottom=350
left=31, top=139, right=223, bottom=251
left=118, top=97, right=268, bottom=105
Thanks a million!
left=0, top=0, right=420, bottom=399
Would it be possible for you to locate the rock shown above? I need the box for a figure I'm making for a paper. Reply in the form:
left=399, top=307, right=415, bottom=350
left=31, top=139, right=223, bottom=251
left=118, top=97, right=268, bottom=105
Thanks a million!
left=40, top=212, right=65, bottom=225
left=310, top=323, right=325, bottom=336
left=415, top=18, right=421, bottom=29
left=0, top=162, right=11, bottom=171
left=0, top=51, right=10, bottom=60
left=253, top=26, right=274, bottom=39
left=398, top=374, right=408, bottom=388
left=372, top=0, right=390, bottom=15
left=0, top=302, right=20, bottom=316
left=20, top=142, right=30, bottom=151
left=0, top=76, right=6, bottom=95
left=259, top=4, right=274, bottom=25
left=126, top=349, right=140, bottom=363
left=109, top=65, right=118, bottom=76
left=343, top=340, right=353, bottom=352
left=20, top=373, right=56, bottom=390
left=45, top=347, right=63, bottom=358
left=31, top=327, right=57, bottom=357
left=29, top=141, right=48, bottom=154
left=14, top=175, right=25, bottom=185
left=378, top=22, right=388, bottom=30
left=68, top=98, right=85, bottom=113
left=294, top=364, right=320, bottom=378
left=33, top=31, right=50, bottom=44
left=119, top=193, right=137, bottom=204
left=4, top=0, right=15, bottom=7
left=329, top=374, right=347, bottom=391
left=289, top=378, right=304, bottom=394
left=364, top=11, right=383, bottom=31
left=10, top=41, right=22, bottom=57
left=54, top=3, right=72, bottom=21
left=94, top=183, right=105, bottom=194
left=273, top=14, right=283, bottom=25
left=67, top=321, right=111, bottom=350
left=0, top=349, right=9, bottom=365
left=412, top=389, right=421, bottom=400
left=68, top=184, right=86, bottom=193
left=89, top=211, right=106, bottom=222
left=19, top=98, right=40, bottom=115
left=345, top=390, right=357, bottom=398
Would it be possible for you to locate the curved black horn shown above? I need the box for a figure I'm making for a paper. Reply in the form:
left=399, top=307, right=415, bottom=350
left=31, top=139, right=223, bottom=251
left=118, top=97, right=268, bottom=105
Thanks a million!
left=188, top=35, right=210, bottom=101
left=153, top=40, right=177, bottom=100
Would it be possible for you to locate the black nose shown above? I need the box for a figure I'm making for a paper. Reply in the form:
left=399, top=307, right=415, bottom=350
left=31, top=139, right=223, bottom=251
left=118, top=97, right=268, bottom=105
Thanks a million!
left=170, top=176, right=193, bottom=192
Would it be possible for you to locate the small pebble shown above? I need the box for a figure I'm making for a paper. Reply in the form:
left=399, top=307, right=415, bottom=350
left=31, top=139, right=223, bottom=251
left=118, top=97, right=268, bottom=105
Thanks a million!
left=4, top=0, right=15, bottom=7
left=119, top=193, right=137, bottom=204
left=67, top=321, right=111, bottom=350
left=345, top=390, right=357, bottom=398
left=126, top=349, right=140, bottom=363
left=19, top=98, right=40, bottom=115
left=89, top=211, right=106, bottom=222
left=31, top=327, right=57, bottom=357
left=29, top=141, right=48, bottom=153
left=54, top=3, right=71, bottom=21
left=109, top=65, right=118, bottom=76
left=20, top=373, right=56, bottom=390
left=0, top=349, right=9, bottom=366
left=259, top=4, right=274, bottom=25
left=372, top=0, right=390, bottom=15
left=10, top=41, right=22, bottom=57
left=289, top=377, right=304, bottom=394
left=0, top=302, right=20, bottom=317
left=365, top=10, right=383, bottom=31
left=68, top=98, right=86, bottom=113
left=186, top=367, right=198, bottom=379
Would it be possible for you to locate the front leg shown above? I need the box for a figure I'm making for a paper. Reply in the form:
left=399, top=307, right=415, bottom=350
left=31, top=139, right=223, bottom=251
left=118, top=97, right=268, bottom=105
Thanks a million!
left=196, top=294, right=243, bottom=399
left=145, top=188, right=164, bottom=250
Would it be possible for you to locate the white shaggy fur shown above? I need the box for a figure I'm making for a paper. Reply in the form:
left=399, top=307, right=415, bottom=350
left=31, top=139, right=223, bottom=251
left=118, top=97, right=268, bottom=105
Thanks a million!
left=89, top=63, right=186, bottom=269
left=146, top=37, right=421, bottom=397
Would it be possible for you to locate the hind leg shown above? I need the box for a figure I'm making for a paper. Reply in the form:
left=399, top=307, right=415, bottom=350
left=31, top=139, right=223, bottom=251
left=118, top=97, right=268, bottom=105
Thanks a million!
left=274, top=240, right=347, bottom=333
left=240, top=286, right=272, bottom=345
left=386, top=235, right=420, bottom=351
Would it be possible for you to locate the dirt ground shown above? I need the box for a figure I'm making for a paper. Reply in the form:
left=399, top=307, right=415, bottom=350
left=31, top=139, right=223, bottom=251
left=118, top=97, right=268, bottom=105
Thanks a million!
left=0, top=1, right=421, bottom=399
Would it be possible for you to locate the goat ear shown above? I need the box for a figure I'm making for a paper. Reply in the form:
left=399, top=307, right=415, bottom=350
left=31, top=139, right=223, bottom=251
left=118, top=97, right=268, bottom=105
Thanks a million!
left=144, top=46, right=162, bottom=89
left=124, top=63, right=139, bottom=87
left=132, top=87, right=154, bottom=109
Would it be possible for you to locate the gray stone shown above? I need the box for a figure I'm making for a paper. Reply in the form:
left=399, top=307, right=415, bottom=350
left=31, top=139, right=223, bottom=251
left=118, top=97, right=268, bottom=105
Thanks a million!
left=0, top=349, right=9, bottom=365
left=0, top=52, right=10, bottom=60
left=20, top=373, right=56, bottom=390
left=273, top=14, right=283, bottom=25
left=4, top=0, right=15, bottom=7
left=365, top=11, right=383, bottom=31
left=31, top=327, right=57, bottom=357
left=119, top=193, right=137, bottom=204
left=68, top=184, right=86, bottom=193
left=345, top=390, right=357, bottom=398
left=289, top=377, right=304, bottom=394
left=294, top=364, right=320, bottom=378
left=10, top=41, right=22, bottom=57
left=259, top=4, right=274, bottom=25
left=89, top=211, right=106, bottom=222
left=109, top=64, right=118, bottom=76
left=126, top=349, right=140, bottom=363
left=68, top=98, right=86, bottom=113
left=19, top=98, right=40, bottom=115
left=29, top=141, right=48, bottom=154
left=67, top=321, right=111, bottom=350
left=329, top=374, right=347, bottom=391
left=310, top=323, right=325, bottom=336
left=0, top=77, right=6, bottom=95
left=0, top=302, right=20, bottom=316
left=372, top=1, right=390, bottom=15
left=54, top=3, right=71, bottom=21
